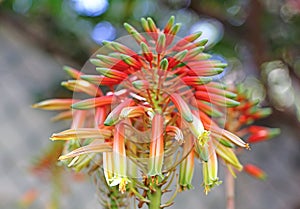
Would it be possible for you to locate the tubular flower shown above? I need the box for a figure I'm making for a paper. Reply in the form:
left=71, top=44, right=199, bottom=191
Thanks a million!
left=179, top=135, right=194, bottom=190
left=243, top=164, right=267, bottom=180
left=33, top=16, right=255, bottom=208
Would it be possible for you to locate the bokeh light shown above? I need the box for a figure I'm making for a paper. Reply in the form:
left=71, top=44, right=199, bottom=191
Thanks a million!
left=91, top=21, right=116, bottom=44
left=190, top=18, right=224, bottom=47
left=209, top=54, right=228, bottom=81
left=12, top=0, right=32, bottom=14
left=72, top=0, right=109, bottom=17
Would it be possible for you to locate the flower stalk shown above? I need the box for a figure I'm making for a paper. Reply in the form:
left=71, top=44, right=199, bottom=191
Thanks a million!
left=32, top=16, right=277, bottom=209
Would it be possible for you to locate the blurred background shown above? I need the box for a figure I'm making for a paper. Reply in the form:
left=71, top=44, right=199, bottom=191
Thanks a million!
left=0, top=0, right=300, bottom=208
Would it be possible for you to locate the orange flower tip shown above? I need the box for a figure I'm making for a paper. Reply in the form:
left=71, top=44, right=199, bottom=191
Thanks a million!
left=244, top=164, right=267, bottom=180
left=247, top=127, right=280, bottom=143
left=160, top=58, right=169, bottom=71
left=19, top=189, right=38, bottom=207
left=245, top=143, right=251, bottom=150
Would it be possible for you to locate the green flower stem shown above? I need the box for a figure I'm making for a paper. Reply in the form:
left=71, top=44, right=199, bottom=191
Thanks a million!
left=147, top=176, right=163, bottom=209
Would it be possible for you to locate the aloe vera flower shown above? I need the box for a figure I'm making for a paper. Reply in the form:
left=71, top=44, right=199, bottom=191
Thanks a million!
left=34, top=16, right=251, bottom=208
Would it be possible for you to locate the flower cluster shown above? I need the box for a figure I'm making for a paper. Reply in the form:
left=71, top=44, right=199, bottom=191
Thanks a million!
left=223, top=86, right=280, bottom=180
left=33, top=16, right=256, bottom=208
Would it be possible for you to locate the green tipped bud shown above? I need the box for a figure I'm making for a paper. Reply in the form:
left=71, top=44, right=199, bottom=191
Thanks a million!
left=196, top=39, right=208, bottom=46
left=174, top=49, right=188, bottom=61
left=90, top=58, right=103, bottom=66
left=252, top=107, right=272, bottom=118
left=140, top=42, right=153, bottom=62
left=164, top=16, right=175, bottom=34
left=123, top=22, right=137, bottom=33
left=63, top=66, right=82, bottom=79
left=120, top=54, right=141, bottom=69
left=111, top=41, right=135, bottom=55
left=186, top=46, right=205, bottom=59
left=160, top=58, right=169, bottom=71
left=156, top=33, right=166, bottom=53
left=170, top=23, right=181, bottom=36
left=124, top=23, right=146, bottom=44
left=169, top=50, right=188, bottom=68
left=96, top=67, right=128, bottom=80
left=147, top=17, right=157, bottom=32
left=141, top=17, right=150, bottom=32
